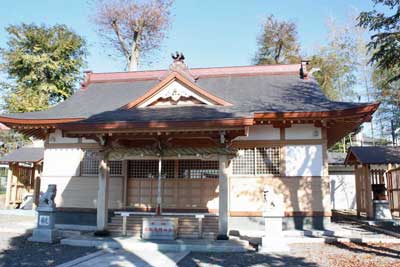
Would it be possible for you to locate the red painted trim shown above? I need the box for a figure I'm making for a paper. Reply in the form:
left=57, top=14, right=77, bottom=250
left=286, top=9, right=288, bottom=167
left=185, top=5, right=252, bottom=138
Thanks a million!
left=60, top=118, right=254, bottom=131
left=85, top=64, right=301, bottom=85
left=0, top=116, right=83, bottom=125
left=254, top=103, right=380, bottom=120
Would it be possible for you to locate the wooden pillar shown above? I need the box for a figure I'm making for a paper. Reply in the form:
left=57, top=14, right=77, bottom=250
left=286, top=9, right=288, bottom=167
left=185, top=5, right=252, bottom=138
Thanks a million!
left=97, top=153, right=110, bottom=231
left=122, top=160, right=128, bottom=209
left=217, top=155, right=230, bottom=240
left=156, top=157, right=162, bottom=215
left=4, top=164, right=13, bottom=209
left=364, top=165, right=374, bottom=219
left=354, top=165, right=362, bottom=217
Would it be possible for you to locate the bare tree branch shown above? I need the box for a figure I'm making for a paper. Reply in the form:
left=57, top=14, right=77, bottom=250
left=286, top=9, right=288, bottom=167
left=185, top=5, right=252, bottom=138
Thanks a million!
left=92, top=0, right=173, bottom=71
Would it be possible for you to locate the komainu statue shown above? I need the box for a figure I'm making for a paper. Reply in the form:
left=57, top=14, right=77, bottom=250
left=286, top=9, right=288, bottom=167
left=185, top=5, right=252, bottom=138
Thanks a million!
left=39, top=184, right=57, bottom=208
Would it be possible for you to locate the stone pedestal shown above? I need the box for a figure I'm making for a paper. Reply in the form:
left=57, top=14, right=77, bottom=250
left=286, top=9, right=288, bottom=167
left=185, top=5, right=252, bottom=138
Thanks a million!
left=373, top=200, right=393, bottom=220
left=259, top=185, right=289, bottom=253
left=29, top=206, right=58, bottom=243
left=29, top=184, right=58, bottom=243
left=259, top=215, right=290, bottom=253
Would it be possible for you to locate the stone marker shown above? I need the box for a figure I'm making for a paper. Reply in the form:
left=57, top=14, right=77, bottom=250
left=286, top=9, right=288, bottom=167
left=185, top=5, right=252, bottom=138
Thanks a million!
left=259, top=185, right=290, bottom=253
left=29, top=184, right=58, bottom=243
left=142, top=217, right=178, bottom=240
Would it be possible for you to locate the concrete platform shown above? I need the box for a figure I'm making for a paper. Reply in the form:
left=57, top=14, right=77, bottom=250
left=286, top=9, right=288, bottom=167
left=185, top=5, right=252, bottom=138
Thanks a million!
left=57, top=248, right=188, bottom=267
left=61, top=236, right=251, bottom=252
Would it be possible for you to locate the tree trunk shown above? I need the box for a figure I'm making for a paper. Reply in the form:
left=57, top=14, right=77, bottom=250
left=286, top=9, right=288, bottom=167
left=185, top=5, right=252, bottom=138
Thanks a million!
left=128, top=50, right=139, bottom=71
left=128, top=31, right=140, bottom=71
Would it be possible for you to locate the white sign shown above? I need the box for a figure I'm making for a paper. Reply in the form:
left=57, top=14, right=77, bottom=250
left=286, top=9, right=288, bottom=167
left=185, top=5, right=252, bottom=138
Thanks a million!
left=142, top=217, right=178, bottom=240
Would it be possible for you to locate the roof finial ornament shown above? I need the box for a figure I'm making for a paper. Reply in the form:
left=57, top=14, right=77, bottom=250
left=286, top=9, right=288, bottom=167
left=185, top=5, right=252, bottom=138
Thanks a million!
left=164, top=51, right=197, bottom=82
left=171, top=51, right=185, bottom=62
left=300, top=59, right=310, bottom=80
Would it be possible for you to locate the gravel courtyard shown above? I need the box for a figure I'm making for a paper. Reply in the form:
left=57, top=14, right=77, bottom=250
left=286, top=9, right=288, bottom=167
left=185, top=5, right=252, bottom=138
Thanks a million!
left=0, top=213, right=97, bottom=267
left=178, top=243, right=400, bottom=267
left=0, top=212, right=399, bottom=267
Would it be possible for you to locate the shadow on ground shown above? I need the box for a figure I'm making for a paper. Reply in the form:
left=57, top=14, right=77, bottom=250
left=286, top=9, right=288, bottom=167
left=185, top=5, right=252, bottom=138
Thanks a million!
left=0, top=230, right=98, bottom=267
left=177, top=252, right=317, bottom=267
left=328, top=242, right=400, bottom=260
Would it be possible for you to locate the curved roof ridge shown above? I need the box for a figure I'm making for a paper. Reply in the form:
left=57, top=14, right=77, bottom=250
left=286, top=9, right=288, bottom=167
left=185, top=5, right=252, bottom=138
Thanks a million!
left=86, top=64, right=301, bottom=83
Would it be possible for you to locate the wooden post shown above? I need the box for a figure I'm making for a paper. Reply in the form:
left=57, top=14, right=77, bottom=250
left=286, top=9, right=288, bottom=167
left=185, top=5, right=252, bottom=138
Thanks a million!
left=364, top=165, right=374, bottom=219
left=217, top=155, right=230, bottom=240
left=4, top=164, right=13, bottom=209
left=156, top=157, right=162, bottom=215
left=354, top=165, right=362, bottom=217
left=12, top=165, right=18, bottom=207
left=97, top=153, right=110, bottom=231
left=122, top=160, right=128, bottom=209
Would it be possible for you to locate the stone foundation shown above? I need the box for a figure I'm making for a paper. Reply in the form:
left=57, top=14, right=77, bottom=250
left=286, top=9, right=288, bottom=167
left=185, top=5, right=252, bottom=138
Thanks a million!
left=229, top=216, right=331, bottom=233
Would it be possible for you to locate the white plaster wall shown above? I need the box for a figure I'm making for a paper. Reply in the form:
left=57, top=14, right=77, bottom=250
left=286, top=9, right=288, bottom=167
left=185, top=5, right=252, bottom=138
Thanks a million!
left=48, top=129, right=79, bottom=144
left=285, top=145, right=323, bottom=176
left=31, top=139, right=44, bottom=147
left=82, top=138, right=97, bottom=144
left=329, top=173, right=356, bottom=210
left=285, top=124, right=321, bottom=140
left=235, top=125, right=280, bottom=141
left=42, top=148, right=82, bottom=177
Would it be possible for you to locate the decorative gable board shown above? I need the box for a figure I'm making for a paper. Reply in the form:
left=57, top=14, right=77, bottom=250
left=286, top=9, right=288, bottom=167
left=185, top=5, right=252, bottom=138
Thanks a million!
left=138, top=80, right=217, bottom=108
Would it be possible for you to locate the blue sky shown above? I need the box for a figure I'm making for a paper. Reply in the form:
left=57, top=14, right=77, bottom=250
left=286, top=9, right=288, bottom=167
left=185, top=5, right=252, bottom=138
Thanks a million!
left=0, top=0, right=377, bottom=72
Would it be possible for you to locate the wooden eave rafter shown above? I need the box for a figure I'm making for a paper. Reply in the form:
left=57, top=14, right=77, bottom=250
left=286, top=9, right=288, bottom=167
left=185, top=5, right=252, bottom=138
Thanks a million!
left=59, top=118, right=254, bottom=132
left=122, top=72, right=233, bottom=109
left=253, top=103, right=379, bottom=120
left=0, top=103, right=379, bottom=147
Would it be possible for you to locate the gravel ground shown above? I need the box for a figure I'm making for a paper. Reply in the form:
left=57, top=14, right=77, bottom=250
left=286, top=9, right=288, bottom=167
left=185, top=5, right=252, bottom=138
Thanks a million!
left=178, top=243, right=400, bottom=267
left=0, top=213, right=98, bottom=267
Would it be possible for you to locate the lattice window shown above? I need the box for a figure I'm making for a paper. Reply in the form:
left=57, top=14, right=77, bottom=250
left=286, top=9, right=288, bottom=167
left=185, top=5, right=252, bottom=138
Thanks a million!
left=81, top=151, right=122, bottom=176
left=232, top=147, right=281, bottom=175
left=109, top=161, right=123, bottom=176
left=232, top=148, right=255, bottom=175
left=127, top=159, right=218, bottom=179
left=255, top=147, right=280, bottom=175
left=128, top=160, right=156, bottom=178
left=178, top=160, right=219, bottom=179
left=81, top=151, right=99, bottom=176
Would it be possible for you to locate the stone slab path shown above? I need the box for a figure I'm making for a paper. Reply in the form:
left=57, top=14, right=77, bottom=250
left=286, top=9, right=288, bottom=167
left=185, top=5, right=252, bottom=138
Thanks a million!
left=57, top=249, right=189, bottom=267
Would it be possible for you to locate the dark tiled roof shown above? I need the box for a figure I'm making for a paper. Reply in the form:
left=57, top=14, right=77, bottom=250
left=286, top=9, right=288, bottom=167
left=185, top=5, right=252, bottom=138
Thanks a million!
left=2, top=72, right=369, bottom=123
left=0, top=147, right=44, bottom=163
left=345, top=146, right=400, bottom=165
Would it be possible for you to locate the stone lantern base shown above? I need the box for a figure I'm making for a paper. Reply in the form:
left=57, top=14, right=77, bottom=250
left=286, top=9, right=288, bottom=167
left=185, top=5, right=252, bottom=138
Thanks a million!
left=29, top=206, right=58, bottom=243
left=259, top=216, right=290, bottom=253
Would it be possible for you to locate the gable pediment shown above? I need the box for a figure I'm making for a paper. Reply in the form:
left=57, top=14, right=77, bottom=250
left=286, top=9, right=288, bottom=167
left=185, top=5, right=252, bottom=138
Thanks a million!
left=123, top=72, right=232, bottom=109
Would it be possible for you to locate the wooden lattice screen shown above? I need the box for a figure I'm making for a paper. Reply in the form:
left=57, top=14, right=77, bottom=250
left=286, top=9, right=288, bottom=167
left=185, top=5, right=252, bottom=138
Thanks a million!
left=370, top=169, right=386, bottom=185
left=386, top=167, right=400, bottom=216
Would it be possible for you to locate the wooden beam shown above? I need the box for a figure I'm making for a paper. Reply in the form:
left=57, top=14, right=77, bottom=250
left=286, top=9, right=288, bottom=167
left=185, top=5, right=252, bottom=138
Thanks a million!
left=4, top=164, right=13, bottom=209
left=364, top=165, right=374, bottom=219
